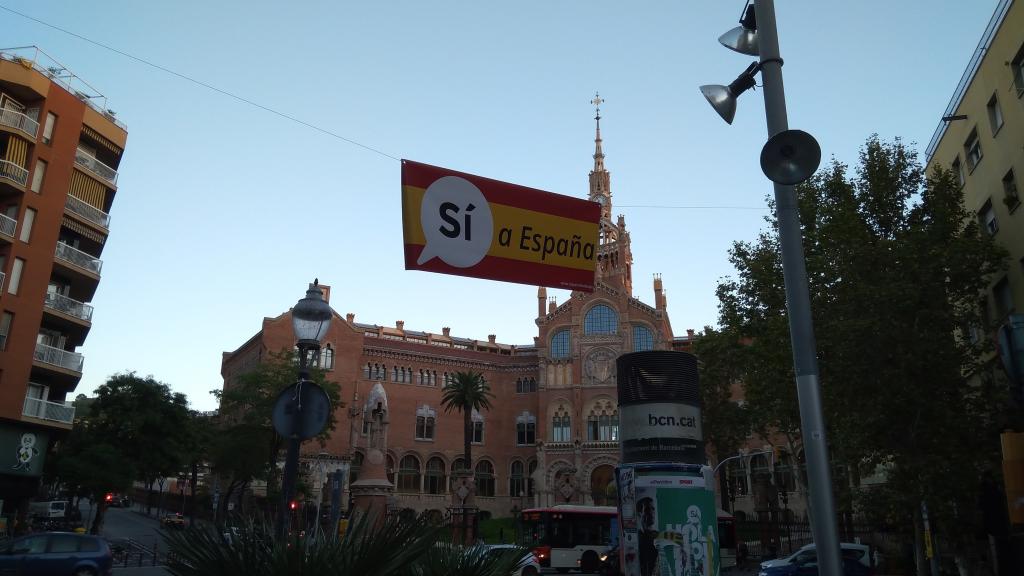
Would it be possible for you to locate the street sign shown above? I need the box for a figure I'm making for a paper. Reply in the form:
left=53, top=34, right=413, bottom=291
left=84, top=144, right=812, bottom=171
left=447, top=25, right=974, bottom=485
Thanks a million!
left=401, top=160, right=601, bottom=291
left=272, top=381, right=331, bottom=440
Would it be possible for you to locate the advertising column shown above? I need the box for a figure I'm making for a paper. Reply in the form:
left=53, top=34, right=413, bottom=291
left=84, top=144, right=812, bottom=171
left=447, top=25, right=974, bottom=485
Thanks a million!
left=615, top=351, right=719, bottom=576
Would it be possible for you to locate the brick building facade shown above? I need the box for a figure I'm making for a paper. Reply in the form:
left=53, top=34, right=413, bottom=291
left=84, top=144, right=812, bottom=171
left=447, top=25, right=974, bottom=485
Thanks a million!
left=221, top=104, right=694, bottom=517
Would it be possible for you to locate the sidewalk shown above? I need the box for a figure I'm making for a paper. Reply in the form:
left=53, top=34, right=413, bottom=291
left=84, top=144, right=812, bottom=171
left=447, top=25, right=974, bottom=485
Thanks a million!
left=113, top=567, right=168, bottom=576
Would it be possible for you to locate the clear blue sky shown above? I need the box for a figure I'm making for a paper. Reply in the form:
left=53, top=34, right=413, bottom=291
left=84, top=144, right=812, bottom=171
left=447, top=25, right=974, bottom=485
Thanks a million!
left=1, top=1, right=999, bottom=410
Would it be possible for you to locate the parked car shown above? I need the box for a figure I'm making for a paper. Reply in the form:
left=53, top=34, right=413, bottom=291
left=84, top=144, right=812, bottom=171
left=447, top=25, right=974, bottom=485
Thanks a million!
left=30, top=500, right=69, bottom=519
left=0, top=532, right=112, bottom=576
left=759, top=543, right=872, bottom=576
left=481, top=544, right=540, bottom=576
left=104, top=494, right=130, bottom=508
left=161, top=513, right=186, bottom=529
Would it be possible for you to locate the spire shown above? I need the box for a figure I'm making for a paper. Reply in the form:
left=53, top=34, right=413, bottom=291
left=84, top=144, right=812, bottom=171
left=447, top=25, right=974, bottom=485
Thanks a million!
left=588, top=92, right=613, bottom=227
left=591, top=92, right=605, bottom=172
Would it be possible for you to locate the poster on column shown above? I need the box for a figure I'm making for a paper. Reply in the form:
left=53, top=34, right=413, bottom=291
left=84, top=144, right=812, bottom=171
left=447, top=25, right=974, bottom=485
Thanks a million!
left=616, top=463, right=719, bottom=576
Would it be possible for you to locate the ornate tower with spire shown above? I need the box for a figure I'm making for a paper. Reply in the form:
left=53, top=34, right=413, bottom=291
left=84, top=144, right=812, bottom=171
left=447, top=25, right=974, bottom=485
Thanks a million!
left=588, top=93, right=633, bottom=295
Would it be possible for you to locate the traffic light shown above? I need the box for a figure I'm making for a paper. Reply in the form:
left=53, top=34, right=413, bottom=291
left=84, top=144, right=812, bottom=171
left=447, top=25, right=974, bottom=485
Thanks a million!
left=104, top=493, right=113, bottom=503
left=289, top=501, right=298, bottom=511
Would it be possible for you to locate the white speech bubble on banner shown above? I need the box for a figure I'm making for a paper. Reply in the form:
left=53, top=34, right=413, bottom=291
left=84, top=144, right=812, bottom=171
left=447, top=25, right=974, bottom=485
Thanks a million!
left=417, top=176, right=494, bottom=268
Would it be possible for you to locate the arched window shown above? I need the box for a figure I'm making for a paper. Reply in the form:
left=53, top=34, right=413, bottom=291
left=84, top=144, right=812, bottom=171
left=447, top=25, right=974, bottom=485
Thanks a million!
left=750, top=454, right=771, bottom=483
left=516, top=412, right=536, bottom=446
left=587, top=415, right=599, bottom=441
left=425, top=457, right=446, bottom=494
left=586, top=399, right=618, bottom=441
left=363, top=363, right=371, bottom=379
left=392, top=366, right=398, bottom=382
left=349, top=451, right=364, bottom=483
left=386, top=454, right=395, bottom=484
left=727, top=458, right=747, bottom=496
left=416, top=405, right=436, bottom=440
left=509, top=460, right=526, bottom=497
left=633, top=325, right=654, bottom=352
left=475, top=460, right=495, bottom=497
left=397, top=455, right=421, bottom=493
left=452, top=457, right=467, bottom=474
left=584, top=305, right=617, bottom=335
left=776, top=451, right=797, bottom=493
left=320, top=345, right=335, bottom=369
left=550, top=329, right=571, bottom=358
left=472, top=410, right=484, bottom=444
left=552, top=409, right=571, bottom=443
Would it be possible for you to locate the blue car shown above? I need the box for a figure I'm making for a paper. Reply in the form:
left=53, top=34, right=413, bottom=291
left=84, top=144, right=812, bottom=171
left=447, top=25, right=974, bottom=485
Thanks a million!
left=759, top=543, right=873, bottom=576
left=0, top=532, right=112, bottom=576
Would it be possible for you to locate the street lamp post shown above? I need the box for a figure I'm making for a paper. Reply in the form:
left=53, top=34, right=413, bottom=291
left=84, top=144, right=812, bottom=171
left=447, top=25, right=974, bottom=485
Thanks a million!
left=276, top=281, right=333, bottom=540
left=701, top=2, right=841, bottom=574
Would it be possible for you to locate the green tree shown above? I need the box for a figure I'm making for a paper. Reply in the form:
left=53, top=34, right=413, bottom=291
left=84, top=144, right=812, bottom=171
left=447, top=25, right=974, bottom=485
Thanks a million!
left=88, top=372, right=192, bottom=515
left=692, top=326, right=752, bottom=461
left=714, top=136, right=1008, bottom=555
left=211, top=349, right=341, bottom=514
left=52, top=423, right=134, bottom=534
left=440, top=371, right=494, bottom=473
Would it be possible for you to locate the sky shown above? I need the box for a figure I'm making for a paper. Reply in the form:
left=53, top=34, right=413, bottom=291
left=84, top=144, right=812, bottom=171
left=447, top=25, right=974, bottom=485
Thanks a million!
left=1, top=0, right=1001, bottom=411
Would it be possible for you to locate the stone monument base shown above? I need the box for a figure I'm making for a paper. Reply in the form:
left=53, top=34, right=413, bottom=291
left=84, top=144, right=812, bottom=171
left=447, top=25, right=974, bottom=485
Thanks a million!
left=350, top=478, right=394, bottom=527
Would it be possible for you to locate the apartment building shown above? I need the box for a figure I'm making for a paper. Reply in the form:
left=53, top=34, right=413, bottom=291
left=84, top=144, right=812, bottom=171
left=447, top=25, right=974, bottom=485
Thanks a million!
left=0, top=47, right=126, bottom=511
left=923, top=0, right=1024, bottom=533
left=925, top=0, right=1023, bottom=334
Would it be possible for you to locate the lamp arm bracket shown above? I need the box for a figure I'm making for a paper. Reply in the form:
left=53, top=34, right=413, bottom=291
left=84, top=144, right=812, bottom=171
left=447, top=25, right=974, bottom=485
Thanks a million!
left=754, top=57, right=783, bottom=73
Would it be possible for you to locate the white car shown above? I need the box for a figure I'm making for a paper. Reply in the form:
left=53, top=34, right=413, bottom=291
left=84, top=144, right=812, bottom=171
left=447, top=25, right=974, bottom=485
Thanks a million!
left=483, top=544, right=541, bottom=576
left=759, top=542, right=872, bottom=574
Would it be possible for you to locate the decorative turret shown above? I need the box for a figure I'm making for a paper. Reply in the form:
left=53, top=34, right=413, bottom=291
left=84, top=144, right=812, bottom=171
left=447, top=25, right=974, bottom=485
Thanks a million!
left=654, top=274, right=666, bottom=311
left=538, top=286, right=547, bottom=318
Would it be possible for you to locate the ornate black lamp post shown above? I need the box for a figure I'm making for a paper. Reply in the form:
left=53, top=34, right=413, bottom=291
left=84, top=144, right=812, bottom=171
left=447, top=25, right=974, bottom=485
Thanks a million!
left=274, top=281, right=332, bottom=539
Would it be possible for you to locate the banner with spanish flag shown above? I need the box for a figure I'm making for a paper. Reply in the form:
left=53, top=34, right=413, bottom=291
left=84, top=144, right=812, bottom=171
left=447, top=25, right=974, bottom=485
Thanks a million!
left=401, top=160, right=600, bottom=291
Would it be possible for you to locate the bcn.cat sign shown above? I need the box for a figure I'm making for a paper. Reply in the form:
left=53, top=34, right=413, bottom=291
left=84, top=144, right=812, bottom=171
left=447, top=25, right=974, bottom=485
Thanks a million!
left=401, top=160, right=600, bottom=291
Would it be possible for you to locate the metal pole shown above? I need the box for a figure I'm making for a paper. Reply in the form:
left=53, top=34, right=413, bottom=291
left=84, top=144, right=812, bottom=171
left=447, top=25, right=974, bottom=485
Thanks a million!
left=189, top=462, right=198, bottom=528
left=753, top=2, right=842, bottom=575
left=276, top=347, right=309, bottom=540
left=330, top=469, right=342, bottom=541
left=921, top=501, right=940, bottom=576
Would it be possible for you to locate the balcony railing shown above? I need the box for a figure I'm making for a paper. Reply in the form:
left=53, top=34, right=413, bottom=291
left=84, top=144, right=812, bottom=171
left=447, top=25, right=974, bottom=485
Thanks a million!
left=33, top=342, right=84, bottom=373
left=44, top=291, right=94, bottom=322
left=0, top=212, right=15, bottom=238
left=55, top=242, right=102, bottom=275
left=0, top=159, right=28, bottom=187
left=0, top=107, right=39, bottom=139
left=22, top=396, right=75, bottom=425
left=65, top=195, right=110, bottom=229
left=74, top=147, right=118, bottom=186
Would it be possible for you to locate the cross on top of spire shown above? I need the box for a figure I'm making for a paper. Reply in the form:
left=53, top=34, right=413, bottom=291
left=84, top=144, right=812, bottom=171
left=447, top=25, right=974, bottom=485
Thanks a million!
left=591, top=92, right=604, bottom=119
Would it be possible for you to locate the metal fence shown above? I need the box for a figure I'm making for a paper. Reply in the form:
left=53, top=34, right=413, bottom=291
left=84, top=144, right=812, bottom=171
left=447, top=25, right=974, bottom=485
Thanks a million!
left=734, top=518, right=908, bottom=563
left=108, top=535, right=180, bottom=568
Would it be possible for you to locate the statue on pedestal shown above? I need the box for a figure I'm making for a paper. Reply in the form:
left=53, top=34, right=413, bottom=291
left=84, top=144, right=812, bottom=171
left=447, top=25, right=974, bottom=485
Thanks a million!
left=350, top=383, right=394, bottom=523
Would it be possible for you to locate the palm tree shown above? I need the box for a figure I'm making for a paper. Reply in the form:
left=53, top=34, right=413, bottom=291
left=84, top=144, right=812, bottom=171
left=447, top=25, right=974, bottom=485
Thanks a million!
left=440, top=371, right=494, bottom=473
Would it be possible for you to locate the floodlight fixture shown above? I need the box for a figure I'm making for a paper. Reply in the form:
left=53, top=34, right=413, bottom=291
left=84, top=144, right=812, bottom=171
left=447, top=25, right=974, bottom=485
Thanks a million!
left=719, top=4, right=759, bottom=55
left=699, top=61, right=759, bottom=124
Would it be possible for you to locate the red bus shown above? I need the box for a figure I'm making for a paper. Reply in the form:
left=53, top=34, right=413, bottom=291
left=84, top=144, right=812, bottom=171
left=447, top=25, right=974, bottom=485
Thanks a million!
left=519, top=505, right=618, bottom=573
